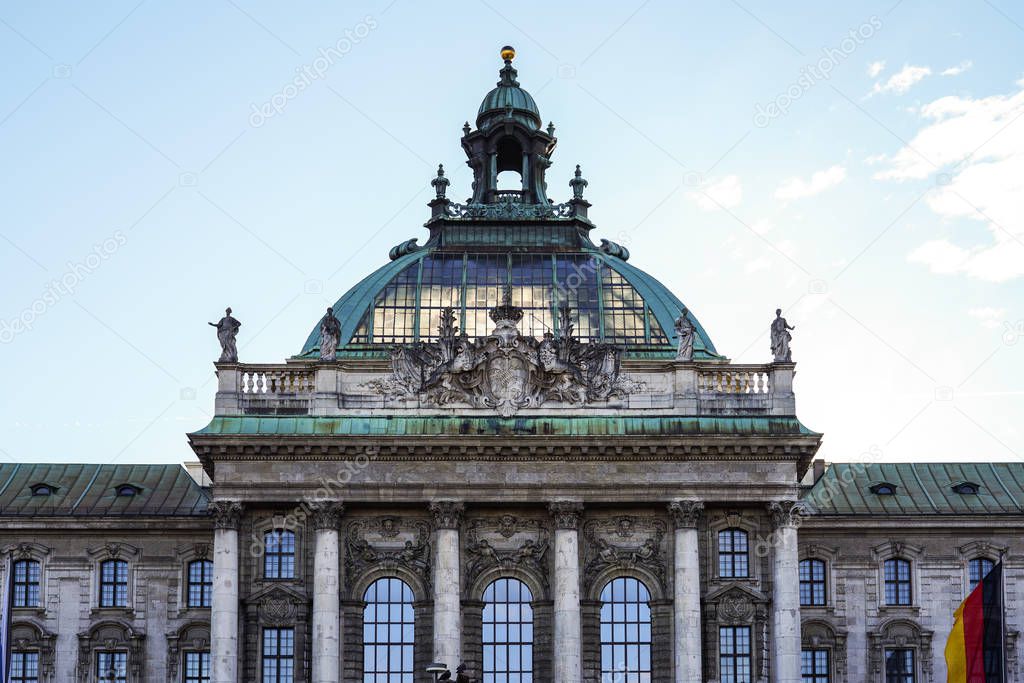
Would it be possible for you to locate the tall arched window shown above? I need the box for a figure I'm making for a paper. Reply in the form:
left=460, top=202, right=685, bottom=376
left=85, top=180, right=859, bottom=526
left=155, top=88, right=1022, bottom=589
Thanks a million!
left=363, top=577, right=414, bottom=682
left=482, top=578, right=533, bottom=682
left=600, top=577, right=652, bottom=681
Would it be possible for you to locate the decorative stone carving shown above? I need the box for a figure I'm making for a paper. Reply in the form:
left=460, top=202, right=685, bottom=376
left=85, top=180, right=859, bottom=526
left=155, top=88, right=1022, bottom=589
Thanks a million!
left=310, top=502, right=344, bottom=530
left=78, top=622, right=145, bottom=683
left=570, top=164, right=588, bottom=199
left=345, top=518, right=431, bottom=591
left=166, top=623, right=210, bottom=680
left=869, top=620, right=933, bottom=681
left=192, top=542, right=211, bottom=560
left=667, top=500, right=704, bottom=529
left=674, top=308, right=695, bottom=361
left=431, top=164, right=450, bottom=199
left=260, top=595, right=297, bottom=624
left=444, top=198, right=576, bottom=220
left=11, top=622, right=55, bottom=679
left=210, top=501, right=243, bottom=530
left=430, top=501, right=466, bottom=530
left=366, top=295, right=644, bottom=416
left=548, top=502, right=583, bottom=530
left=318, top=307, right=341, bottom=361
left=464, top=516, right=551, bottom=591
left=770, top=308, right=795, bottom=362
left=582, top=517, right=667, bottom=590
left=767, top=500, right=803, bottom=529
left=209, top=307, right=240, bottom=363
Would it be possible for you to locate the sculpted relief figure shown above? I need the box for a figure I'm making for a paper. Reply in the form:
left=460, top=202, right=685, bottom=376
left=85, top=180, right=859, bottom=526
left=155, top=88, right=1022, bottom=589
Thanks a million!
left=674, top=307, right=695, bottom=361
left=770, top=308, right=795, bottom=362
left=209, top=307, right=240, bottom=362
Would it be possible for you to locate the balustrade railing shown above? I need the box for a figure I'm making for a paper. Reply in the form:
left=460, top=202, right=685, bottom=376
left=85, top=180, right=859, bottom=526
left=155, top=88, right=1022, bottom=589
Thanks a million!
left=697, top=365, right=771, bottom=395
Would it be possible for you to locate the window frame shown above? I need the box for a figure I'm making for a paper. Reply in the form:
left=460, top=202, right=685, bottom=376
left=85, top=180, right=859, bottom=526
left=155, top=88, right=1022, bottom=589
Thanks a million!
left=799, top=558, right=828, bottom=607
left=263, top=529, right=296, bottom=581
left=599, top=576, right=653, bottom=682
left=967, top=557, right=995, bottom=593
left=718, top=528, right=750, bottom=579
left=883, top=558, right=913, bottom=607
left=186, top=559, right=213, bottom=609
left=95, top=650, right=128, bottom=683
left=883, top=647, right=915, bottom=683
left=12, top=559, right=41, bottom=609
left=261, top=627, right=295, bottom=683
left=719, top=625, right=753, bottom=683
left=481, top=577, right=534, bottom=682
left=362, top=576, right=416, bottom=682
left=98, top=559, right=130, bottom=609
left=801, top=648, right=830, bottom=683
left=10, top=650, right=40, bottom=683
left=183, top=650, right=211, bottom=683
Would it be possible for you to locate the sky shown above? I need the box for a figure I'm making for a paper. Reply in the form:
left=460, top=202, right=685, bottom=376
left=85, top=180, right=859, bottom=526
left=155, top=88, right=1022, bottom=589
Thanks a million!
left=1, top=0, right=1022, bottom=467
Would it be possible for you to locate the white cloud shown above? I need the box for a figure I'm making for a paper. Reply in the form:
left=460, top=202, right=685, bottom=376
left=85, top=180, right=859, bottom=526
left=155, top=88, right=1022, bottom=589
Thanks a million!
left=968, top=307, right=1007, bottom=328
left=867, top=60, right=886, bottom=78
left=687, top=175, right=742, bottom=211
left=774, top=165, right=847, bottom=202
left=876, top=80, right=1024, bottom=281
left=745, top=256, right=771, bottom=273
left=750, top=219, right=774, bottom=235
left=871, top=64, right=932, bottom=95
left=941, top=60, right=973, bottom=76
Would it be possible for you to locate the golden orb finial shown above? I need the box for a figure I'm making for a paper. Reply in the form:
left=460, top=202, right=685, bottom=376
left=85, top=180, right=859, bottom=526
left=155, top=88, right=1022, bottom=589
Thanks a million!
left=500, top=45, right=516, bottom=62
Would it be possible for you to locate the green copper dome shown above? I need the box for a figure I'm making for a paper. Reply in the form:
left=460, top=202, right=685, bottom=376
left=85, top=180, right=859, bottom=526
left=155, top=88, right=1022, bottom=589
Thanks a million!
left=298, top=247, right=720, bottom=360
left=476, top=51, right=542, bottom=130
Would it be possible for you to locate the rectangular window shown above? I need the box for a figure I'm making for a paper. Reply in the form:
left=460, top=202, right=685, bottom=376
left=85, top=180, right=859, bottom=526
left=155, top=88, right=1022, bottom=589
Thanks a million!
left=718, top=529, right=749, bottom=579
left=884, top=648, right=914, bottom=683
left=12, top=560, right=40, bottom=608
left=799, top=559, right=827, bottom=606
left=188, top=560, right=213, bottom=608
left=11, top=652, right=39, bottom=683
left=883, top=559, right=912, bottom=606
left=262, top=627, right=294, bottom=683
left=968, top=557, right=994, bottom=592
left=719, top=626, right=752, bottom=683
left=264, top=530, right=296, bottom=580
left=185, top=651, right=211, bottom=683
left=99, top=560, right=129, bottom=608
left=96, top=651, right=128, bottom=683
left=801, top=649, right=830, bottom=683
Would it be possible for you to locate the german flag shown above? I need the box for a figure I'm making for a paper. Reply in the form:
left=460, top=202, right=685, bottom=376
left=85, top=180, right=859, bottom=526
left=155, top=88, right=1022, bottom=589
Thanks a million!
left=945, top=562, right=1004, bottom=682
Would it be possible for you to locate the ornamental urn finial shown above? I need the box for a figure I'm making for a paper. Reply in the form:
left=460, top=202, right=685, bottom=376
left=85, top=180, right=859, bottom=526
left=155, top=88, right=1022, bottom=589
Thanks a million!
left=547, top=121, right=556, bottom=136
left=431, top=164, right=450, bottom=199
left=498, top=45, right=519, bottom=86
left=570, top=164, right=588, bottom=199
left=463, top=121, right=471, bottom=136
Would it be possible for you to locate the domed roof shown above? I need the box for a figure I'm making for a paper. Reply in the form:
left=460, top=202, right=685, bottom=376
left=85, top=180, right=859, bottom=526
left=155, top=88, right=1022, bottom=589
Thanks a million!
left=475, top=48, right=542, bottom=130
left=298, top=246, right=720, bottom=360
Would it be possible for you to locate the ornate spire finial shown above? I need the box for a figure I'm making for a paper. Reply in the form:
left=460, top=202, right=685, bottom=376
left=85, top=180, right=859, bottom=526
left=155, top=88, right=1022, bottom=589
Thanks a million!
left=498, top=45, right=519, bottom=87
left=463, top=121, right=471, bottom=136
left=570, top=164, right=588, bottom=199
left=431, top=163, right=450, bottom=199
left=547, top=121, right=556, bottom=136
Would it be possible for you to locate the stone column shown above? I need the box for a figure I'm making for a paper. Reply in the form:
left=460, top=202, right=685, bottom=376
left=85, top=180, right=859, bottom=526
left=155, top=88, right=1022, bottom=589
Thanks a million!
left=549, top=501, right=584, bottom=683
left=430, top=501, right=465, bottom=671
left=668, top=500, right=704, bottom=683
left=311, top=502, right=344, bottom=683
left=211, top=501, right=243, bottom=683
left=768, top=501, right=803, bottom=683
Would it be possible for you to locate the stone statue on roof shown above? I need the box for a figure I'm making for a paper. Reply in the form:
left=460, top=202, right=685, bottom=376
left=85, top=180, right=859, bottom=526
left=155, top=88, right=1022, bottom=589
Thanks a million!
left=209, top=307, right=240, bottom=362
left=674, top=308, right=694, bottom=361
left=770, top=308, right=795, bottom=362
left=319, top=307, right=341, bottom=361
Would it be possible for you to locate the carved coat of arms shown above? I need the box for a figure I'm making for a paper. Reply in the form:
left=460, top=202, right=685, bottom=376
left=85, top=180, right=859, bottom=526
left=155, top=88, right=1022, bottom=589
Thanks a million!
left=365, top=289, right=644, bottom=416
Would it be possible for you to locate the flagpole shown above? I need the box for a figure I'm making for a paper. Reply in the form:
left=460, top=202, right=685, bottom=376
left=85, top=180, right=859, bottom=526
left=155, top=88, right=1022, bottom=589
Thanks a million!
left=999, top=551, right=1007, bottom=683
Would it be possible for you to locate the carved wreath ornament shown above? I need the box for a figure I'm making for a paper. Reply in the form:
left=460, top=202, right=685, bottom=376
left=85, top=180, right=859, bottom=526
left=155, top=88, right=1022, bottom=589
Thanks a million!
left=365, top=291, right=644, bottom=417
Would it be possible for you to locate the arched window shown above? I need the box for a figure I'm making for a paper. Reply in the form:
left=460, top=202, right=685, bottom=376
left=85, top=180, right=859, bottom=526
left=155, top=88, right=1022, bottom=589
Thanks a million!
left=883, top=559, right=912, bottom=606
left=12, top=559, right=40, bottom=608
left=187, top=559, right=213, bottom=608
left=264, top=530, right=295, bottom=580
left=719, top=529, right=749, bottom=578
left=799, top=559, right=827, bottom=607
left=482, top=578, right=533, bottom=681
left=968, top=557, right=995, bottom=592
left=363, top=577, right=414, bottom=682
left=600, top=577, right=652, bottom=681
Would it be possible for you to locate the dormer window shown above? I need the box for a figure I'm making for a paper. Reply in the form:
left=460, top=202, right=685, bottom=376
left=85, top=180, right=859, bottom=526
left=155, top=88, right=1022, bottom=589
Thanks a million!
left=952, top=482, right=980, bottom=495
left=115, top=484, right=141, bottom=497
left=870, top=482, right=897, bottom=496
left=30, top=483, right=56, bottom=496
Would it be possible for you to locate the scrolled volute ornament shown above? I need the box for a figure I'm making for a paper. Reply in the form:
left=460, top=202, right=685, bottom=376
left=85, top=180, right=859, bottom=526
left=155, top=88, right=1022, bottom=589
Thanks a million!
left=310, top=502, right=344, bottom=530
left=667, top=500, right=704, bottom=529
left=548, top=501, right=583, bottom=530
left=766, top=500, right=804, bottom=529
left=210, top=500, right=243, bottom=530
left=430, top=501, right=465, bottom=530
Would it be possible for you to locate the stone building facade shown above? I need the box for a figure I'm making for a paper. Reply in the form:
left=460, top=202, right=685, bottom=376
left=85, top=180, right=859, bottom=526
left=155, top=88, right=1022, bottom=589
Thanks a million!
left=1, top=48, right=1021, bottom=683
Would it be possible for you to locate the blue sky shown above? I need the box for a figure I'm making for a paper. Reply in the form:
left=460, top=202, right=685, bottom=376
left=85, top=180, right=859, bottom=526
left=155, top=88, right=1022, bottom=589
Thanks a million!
left=1, top=0, right=1022, bottom=465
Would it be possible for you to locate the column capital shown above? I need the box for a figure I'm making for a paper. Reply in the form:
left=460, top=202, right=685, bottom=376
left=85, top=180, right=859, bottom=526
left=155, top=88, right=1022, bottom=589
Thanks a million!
left=667, top=500, right=704, bottom=529
left=766, top=500, right=804, bottom=530
left=548, top=501, right=584, bottom=530
left=310, top=501, right=345, bottom=530
left=210, top=500, right=243, bottom=530
left=429, top=500, right=465, bottom=529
